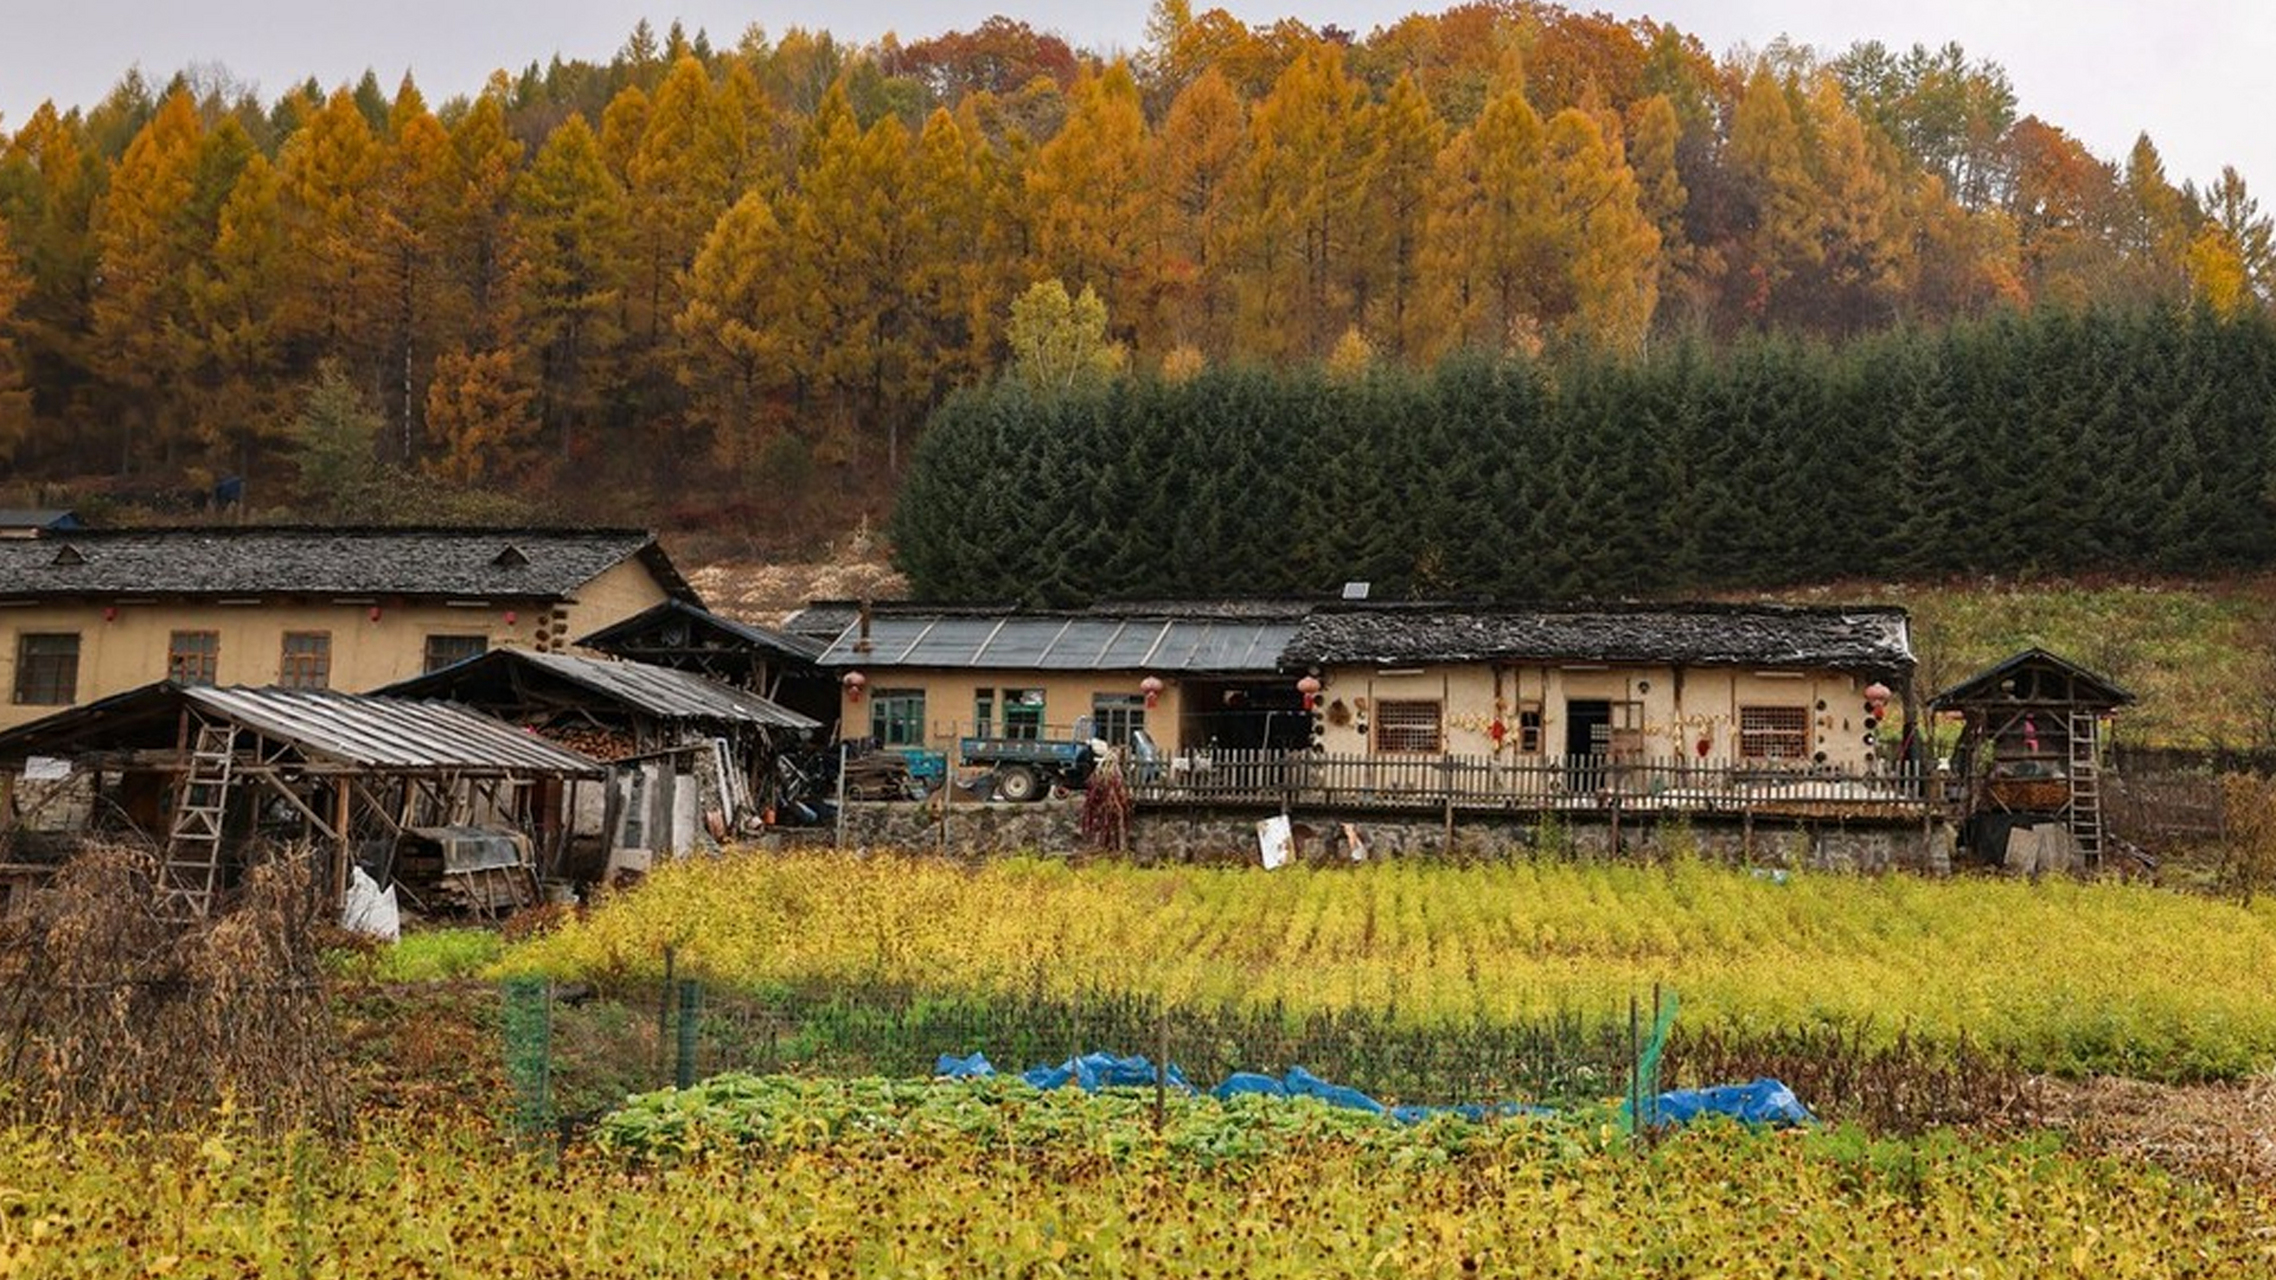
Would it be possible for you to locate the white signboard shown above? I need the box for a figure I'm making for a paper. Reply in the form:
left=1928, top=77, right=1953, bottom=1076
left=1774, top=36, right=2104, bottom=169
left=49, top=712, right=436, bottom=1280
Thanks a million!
left=1257, top=815, right=1292, bottom=870
left=22, top=756, right=69, bottom=781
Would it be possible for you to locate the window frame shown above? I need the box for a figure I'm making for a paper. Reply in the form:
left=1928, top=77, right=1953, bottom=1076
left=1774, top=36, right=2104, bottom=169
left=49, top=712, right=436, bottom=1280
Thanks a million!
left=870, top=689, right=927, bottom=747
left=1090, top=693, right=1147, bottom=747
left=167, top=629, right=220, bottom=686
left=1516, top=702, right=1543, bottom=754
left=12, top=632, right=80, bottom=706
left=1002, top=688, right=1045, bottom=741
left=422, top=633, right=488, bottom=674
left=278, top=631, right=333, bottom=690
left=1373, top=698, right=1444, bottom=755
left=1739, top=704, right=1812, bottom=761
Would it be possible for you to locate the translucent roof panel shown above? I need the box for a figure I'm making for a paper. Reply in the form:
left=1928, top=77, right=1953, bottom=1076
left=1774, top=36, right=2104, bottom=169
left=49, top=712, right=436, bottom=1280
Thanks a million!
left=977, top=618, right=1068, bottom=666
left=1096, top=621, right=1173, bottom=668
left=817, top=613, right=1295, bottom=673
left=1032, top=619, right=1128, bottom=668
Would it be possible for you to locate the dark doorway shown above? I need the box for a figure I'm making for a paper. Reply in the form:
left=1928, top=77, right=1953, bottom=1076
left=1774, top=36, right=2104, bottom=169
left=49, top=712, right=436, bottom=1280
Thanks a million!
left=1567, top=698, right=1610, bottom=791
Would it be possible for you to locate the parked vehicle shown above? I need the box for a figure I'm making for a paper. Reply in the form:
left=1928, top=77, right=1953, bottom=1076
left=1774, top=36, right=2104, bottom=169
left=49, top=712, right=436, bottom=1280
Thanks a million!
left=957, top=735, right=1095, bottom=802
left=958, top=727, right=1162, bottom=802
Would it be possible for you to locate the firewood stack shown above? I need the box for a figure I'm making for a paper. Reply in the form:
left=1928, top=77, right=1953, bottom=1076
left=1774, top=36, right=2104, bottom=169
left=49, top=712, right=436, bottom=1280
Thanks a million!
left=539, top=725, right=640, bottom=762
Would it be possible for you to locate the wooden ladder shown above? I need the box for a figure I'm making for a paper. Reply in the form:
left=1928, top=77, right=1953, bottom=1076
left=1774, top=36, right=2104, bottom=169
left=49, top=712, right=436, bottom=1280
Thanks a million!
left=2066, top=711, right=2103, bottom=869
left=162, top=721, right=239, bottom=917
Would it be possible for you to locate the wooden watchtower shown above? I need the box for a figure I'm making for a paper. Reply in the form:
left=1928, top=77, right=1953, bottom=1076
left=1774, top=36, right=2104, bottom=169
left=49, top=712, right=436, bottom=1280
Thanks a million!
left=1928, top=648, right=2133, bottom=868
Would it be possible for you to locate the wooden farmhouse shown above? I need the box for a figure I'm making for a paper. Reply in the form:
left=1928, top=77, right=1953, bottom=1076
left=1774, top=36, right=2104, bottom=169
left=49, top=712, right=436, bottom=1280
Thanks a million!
left=0, top=526, right=698, bottom=732
left=1928, top=648, right=2133, bottom=870
left=377, top=648, right=820, bottom=875
left=0, top=682, right=605, bottom=916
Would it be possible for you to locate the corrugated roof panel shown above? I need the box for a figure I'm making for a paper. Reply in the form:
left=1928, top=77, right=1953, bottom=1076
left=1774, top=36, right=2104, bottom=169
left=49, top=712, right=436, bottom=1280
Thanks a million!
left=518, top=651, right=818, bottom=729
left=183, top=687, right=603, bottom=774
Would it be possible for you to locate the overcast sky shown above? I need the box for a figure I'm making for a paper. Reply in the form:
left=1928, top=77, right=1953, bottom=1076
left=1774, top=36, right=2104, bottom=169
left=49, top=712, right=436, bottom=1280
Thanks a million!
left=0, top=1, right=2265, bottom=198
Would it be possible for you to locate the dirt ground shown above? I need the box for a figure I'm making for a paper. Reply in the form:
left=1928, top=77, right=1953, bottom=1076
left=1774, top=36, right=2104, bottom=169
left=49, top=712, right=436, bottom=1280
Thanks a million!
left=2031, top=1074, right=2276, bottom=1186
left=682, top=555, right=907, bottom=626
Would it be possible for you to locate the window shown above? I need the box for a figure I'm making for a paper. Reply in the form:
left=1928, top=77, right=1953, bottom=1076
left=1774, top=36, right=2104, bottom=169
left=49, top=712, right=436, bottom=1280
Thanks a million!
left=871, top=689, right=926, bottom=746
left=13, top=633, right=79, bottom=705
left=423, top=634, right=487, bottom=673
left=973, top=687, right=995, bottom=737
left=167, top=630, right=220, bottom=686
left=1374, top=699, right=1443, bottom=754
left=279, top=631, right=332, bottom=689
left=1740, top=705, right=1811, bottom=760
left=1092, top=694, right=1147, bottom=746
left=1003, top=688, right=1045, bottom=741
left=1517, top=703, right=1543, bottom=754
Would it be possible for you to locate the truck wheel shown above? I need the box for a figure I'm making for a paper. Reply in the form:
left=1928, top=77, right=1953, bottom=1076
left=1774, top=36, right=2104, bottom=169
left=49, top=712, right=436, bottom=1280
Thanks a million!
left=997, top=765, right=1044, bottom=803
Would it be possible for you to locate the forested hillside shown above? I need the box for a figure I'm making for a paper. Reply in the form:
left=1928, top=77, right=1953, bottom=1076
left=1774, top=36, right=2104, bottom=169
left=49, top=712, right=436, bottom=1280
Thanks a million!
left=894, top=307, right=2276, bottom=601
left=0, top=4, right=2266, bottom=544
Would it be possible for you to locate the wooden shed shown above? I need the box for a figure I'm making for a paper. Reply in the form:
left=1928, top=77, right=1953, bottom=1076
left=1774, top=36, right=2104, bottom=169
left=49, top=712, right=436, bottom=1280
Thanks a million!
left=1928, top=648, right=2134, bottom=868
left=0, top=682, right=605, bottom=916
left=377, top=649, right=821, bottom=875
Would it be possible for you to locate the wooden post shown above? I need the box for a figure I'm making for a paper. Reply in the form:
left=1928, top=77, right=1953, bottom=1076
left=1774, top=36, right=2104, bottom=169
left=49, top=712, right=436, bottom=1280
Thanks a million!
left=333, top=779, right=354, bottom=910
left=1441, top=755, right=1456, bottom=855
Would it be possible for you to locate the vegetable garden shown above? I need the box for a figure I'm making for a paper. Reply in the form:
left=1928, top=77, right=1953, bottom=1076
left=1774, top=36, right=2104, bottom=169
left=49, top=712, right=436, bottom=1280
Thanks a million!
left=9, top=847, right=2276, bottom=1275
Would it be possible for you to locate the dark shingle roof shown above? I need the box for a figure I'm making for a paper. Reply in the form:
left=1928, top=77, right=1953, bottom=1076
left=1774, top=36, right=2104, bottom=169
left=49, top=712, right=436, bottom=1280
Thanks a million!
left=0, top=526, right=697, bottom=602
left=1281, top=603, right=1913, bottom=672
left=577, top=598, right=825, bottom=663
left=1927, top=647, right=2133, bottom=711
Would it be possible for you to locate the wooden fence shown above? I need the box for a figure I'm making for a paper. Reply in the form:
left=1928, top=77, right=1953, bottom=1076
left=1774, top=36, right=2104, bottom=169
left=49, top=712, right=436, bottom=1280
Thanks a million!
left=1128, top=750, right=1936, bottom=820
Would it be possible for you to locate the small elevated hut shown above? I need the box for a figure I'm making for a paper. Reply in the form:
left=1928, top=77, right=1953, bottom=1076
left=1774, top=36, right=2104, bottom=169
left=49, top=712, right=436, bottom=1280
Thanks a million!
left=1929, top=648, right=2134, bottom=871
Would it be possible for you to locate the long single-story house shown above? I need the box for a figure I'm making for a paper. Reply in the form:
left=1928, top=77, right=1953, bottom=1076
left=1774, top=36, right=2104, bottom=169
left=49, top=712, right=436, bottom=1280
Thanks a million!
left=1283, top=602, right=1916, bottom=771
left=811, top=598, right=1921, bottom=817
left=0, top=526, right=699, bottom=731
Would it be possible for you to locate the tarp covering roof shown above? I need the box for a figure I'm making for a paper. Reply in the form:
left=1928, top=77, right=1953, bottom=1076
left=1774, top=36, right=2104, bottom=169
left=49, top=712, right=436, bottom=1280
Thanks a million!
left=0, top=526, right=697, bottom=603
left=0, top=682, right=605, bottom=776
left=379, top=649, right=819, bottom=731
left=814, top=612, right=1301, bottom=673
left=1281, top=603, right=1914, bottom=672
left=576, top=597, right=825, bottom=664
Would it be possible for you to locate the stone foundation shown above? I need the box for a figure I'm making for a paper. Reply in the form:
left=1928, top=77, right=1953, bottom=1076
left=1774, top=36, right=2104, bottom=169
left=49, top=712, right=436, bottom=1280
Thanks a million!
left=809, top=800, right=1956, bottom=874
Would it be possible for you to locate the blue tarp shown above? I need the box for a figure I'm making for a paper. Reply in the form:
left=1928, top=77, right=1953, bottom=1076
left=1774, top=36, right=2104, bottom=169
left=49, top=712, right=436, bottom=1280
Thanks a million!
left=937, top=1050, right=1193, bottom=1094
left=936, top=1048, right=1809, bottom=1129
left=1646, top=1077, right=1815, bottom=1128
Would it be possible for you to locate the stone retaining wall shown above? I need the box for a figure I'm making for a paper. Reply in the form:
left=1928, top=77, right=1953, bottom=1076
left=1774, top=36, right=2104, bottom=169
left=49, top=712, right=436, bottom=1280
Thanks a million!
left=808, top=801, right=1955, bottom=874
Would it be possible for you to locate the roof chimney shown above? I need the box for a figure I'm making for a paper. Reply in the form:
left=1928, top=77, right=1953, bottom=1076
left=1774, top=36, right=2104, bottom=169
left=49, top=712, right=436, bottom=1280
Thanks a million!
left=853, top=598, right=873, bottom=653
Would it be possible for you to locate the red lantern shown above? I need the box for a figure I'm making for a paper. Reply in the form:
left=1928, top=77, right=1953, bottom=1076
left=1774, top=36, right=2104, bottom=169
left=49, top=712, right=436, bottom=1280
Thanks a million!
left=1863, top=680, right=1892, bottom=706
left=1297, top=674, right=1323, bottom=711
left=1139, top=675, right=1164, bottom=709
left=842, top=670, right=867, bottom=703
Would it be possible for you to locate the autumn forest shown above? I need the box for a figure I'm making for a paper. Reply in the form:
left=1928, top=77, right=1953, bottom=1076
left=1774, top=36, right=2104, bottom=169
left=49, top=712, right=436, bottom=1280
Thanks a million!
left=0, top=3, right=2267, bottom=554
